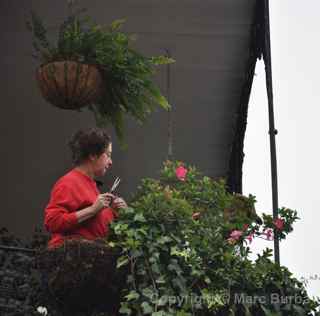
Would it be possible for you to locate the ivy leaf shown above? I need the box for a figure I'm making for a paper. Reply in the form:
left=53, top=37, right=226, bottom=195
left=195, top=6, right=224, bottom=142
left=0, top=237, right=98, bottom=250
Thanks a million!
left=168, top=262, right=182, bottom=275
left=141, top=301, right=153, bottom=314
left=157, top=296, right=168, bottom=307
left=131, top=249, right=143, bottom=258
left=151, top=263, right=161, bottom=274
left=123, top=207, right=135, bottom=214
left=152, top=311, right=166, bottom=316
left=119, top=303, right=132, bottom=315
left=158, top=236, right=172, bottom=244
left=172, top=277, right=186, bottom=292
left=204, top=276, right=211, bottom=284
left=137, top=227, right=148, bottom=236
left=125, top=290, right=140, bottom=301
left=142, top=287, right=156, bottom=299
left=155, top=276, right=166, bottom=284
left=134, top=213, right=147, bottom=222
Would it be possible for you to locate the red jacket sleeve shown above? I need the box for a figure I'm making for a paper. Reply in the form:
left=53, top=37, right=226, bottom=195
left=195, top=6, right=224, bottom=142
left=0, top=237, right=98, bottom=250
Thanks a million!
left=44, top=183, right=78, bottom=233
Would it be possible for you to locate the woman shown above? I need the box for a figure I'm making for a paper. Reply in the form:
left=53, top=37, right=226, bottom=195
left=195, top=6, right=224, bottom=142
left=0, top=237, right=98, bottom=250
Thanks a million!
left=44, top=127, right=127, bottom=248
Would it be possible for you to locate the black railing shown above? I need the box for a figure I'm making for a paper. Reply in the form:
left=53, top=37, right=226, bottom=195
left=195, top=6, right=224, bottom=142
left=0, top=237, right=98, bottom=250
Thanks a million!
left=0, top=240, right=38, bottom=314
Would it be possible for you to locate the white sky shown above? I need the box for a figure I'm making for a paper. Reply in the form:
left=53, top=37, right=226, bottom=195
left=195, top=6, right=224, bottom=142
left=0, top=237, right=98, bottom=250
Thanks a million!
left=243, top=0, right=320, bottom=298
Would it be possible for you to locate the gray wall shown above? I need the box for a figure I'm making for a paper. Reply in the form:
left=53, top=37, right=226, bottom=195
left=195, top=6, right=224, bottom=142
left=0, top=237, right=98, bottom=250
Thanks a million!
left=0, top=0, right=255, bottom=237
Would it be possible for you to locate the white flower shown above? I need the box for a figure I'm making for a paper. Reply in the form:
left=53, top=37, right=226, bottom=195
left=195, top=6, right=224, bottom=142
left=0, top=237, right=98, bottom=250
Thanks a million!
left=36, top=306, right=48, bottom=315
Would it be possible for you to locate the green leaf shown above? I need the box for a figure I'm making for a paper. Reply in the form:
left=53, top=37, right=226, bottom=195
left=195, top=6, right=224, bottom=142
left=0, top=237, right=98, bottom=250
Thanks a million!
left=172, top=277, right=186, bottom=292
left=141, top=301, right=153, bottom=314
left=152, top=311, right=166, bottom=316
left=134, top=213, right=147, bottom=222
left=228, top=305, right=236, bottom=316
left=131, top=249, right=143, bottom=258
left=260, top=305, right=280, bottom=316
left=158, top=236, right=172, bottom=244
left=119, top=304, right=132, bottom=315
left=243, top=303, right=252, bottom=316
left=176, top=312, right=192, bottom=316
left=168, top=262, right=182, bottom=275
left=155, top=276, right=166, bottom=284
left=125, top=290, right=140, bottom=301
left=152, top=91, right=170, bottom=110
left=144, top=81, right=170, bottom=110
left=293, top=304, right=306, bottom=315
left=204, top=276, right=211, bottom=284
left=157, top=296, right=167, bottom=307
left=151, top=263, right=161, bottom=274
left=142, top=287, right=156, bottom=299
left=117, top=256, right=129, bottom=268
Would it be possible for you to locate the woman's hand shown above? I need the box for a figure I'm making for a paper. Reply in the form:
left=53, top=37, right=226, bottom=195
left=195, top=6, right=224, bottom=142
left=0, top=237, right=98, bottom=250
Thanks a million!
left=75, top=193, right=115, bottom=223
left=92, top=193, right=115, bottom=214
left=111, top=196, right=128, bottom=210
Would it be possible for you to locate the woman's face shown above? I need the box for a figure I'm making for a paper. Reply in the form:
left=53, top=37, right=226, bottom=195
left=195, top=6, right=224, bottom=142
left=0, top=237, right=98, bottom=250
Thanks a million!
left=92, top=143, right=112, bottom=177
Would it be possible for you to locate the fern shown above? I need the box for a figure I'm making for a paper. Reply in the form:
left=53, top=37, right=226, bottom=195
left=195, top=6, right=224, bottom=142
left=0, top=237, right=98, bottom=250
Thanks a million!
left=26, top=3, right=174, bottom=145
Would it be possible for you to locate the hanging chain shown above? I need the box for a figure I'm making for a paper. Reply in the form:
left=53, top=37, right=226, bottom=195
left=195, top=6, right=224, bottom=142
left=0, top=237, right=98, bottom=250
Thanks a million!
left=165, top=49, right=173, bottom=160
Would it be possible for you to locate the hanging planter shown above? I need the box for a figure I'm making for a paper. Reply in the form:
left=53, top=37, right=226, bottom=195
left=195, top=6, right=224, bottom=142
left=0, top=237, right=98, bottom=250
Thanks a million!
left=27, top=3, right=174, bottom=144
left=36, top=239, right=126, bottom=313
left=36, top=61, right=103, bottom=110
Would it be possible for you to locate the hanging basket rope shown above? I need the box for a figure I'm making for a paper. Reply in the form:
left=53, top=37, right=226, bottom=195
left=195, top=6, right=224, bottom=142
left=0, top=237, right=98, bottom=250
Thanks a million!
left=36, top=61, right=104, bottom=110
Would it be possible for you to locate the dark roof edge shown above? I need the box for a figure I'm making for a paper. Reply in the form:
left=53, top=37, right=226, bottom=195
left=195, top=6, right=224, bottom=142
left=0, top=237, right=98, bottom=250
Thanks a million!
left=226, top=0, right=265, bottom=193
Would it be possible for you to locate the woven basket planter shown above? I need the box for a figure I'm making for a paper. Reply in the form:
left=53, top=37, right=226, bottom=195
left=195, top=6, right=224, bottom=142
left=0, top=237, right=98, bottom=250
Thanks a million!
left=36, top=61, right=104, bottom=110
left=36, top=239, right=126, bottom=313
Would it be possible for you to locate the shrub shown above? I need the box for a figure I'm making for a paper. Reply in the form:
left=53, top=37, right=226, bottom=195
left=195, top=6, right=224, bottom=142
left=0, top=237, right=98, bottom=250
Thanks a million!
left=108, top=161, right=320, bottom=316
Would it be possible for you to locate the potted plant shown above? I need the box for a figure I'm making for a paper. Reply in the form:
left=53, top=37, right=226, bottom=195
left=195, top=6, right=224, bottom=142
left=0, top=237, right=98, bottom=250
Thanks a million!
left=26, top=2, right=174, bottom=142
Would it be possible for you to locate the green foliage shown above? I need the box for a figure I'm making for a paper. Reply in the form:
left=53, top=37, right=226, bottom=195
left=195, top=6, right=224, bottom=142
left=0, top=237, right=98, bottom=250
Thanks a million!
left=26, top=3, right=174, bottom=144
left=107, top=161, right=320, bottom=316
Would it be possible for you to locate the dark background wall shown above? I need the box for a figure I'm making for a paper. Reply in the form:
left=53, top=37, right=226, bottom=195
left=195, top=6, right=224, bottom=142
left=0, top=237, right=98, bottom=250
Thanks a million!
left=0, top=0, right=255, bottom=237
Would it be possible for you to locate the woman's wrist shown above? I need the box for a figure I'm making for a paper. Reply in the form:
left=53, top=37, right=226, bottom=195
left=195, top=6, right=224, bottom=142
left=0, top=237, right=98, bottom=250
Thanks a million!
left=90, top=204, right=102, bottom=215
left=76, top=205, right=98, bottom=223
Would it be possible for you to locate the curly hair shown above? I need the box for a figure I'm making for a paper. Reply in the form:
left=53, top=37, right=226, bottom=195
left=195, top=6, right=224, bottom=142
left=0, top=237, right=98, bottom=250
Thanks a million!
left=68, top=127, right=111, bottom=165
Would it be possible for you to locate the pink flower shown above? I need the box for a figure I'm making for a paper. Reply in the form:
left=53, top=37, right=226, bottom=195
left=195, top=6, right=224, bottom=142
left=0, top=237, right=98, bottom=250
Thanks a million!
left=246, top=234, right=254, bottom=244
left=230, top=230, right=243, bottom=239
left=227, top=230, right=242, bottom=245
left=273, top=218, right=284, bottom=230
left=263, top=228, right=274, bottom=241
left=175, top=166, right=188, bottom=181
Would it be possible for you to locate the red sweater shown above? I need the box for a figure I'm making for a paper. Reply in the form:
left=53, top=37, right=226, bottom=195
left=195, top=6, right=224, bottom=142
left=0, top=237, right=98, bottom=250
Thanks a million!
left=44, top=169, right=117, bottom=248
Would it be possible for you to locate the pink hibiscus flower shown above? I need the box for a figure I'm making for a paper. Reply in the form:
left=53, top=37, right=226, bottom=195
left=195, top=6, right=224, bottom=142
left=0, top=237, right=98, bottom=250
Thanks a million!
left=227, top=230, right=243, bottom=244
left=175, top=166, right=188, bottom=181
left=273, top=218, right=284, bottom=230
